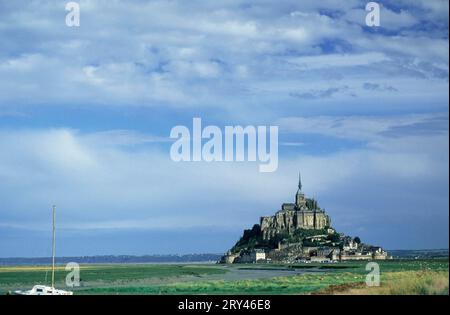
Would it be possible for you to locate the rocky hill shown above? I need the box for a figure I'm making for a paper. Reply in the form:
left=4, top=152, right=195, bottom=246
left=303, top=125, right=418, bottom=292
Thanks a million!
left=221, top=174, right=389, bottom=263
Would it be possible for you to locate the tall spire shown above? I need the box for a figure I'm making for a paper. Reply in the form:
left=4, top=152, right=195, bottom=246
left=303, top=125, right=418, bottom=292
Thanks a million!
left=298, top=172, right=302, bottom=191
left=295, top=172, right=305, bottom=207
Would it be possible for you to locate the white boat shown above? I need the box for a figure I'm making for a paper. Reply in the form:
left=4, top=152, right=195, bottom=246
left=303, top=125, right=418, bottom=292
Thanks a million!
left=14, top=285, right=73, bottom=295
left=13, top=206, right=73, bottom=295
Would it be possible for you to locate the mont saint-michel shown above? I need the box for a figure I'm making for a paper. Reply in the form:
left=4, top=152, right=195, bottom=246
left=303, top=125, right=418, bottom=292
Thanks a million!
left=221, top=174, right=389, bottom=264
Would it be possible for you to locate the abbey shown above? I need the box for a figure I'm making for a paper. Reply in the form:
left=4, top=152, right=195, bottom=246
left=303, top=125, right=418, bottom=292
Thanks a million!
left=260, top=174, right=331, bottom=240
left=220, top=173, right=389, bottom=264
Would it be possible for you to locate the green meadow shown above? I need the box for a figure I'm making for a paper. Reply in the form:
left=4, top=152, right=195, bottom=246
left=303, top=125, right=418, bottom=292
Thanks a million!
left=1, top=259, right=448, bottom=295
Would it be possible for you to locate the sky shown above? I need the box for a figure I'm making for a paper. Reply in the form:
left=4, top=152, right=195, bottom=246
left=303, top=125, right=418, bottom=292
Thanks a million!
left=0, top=0, right=448, bottom=257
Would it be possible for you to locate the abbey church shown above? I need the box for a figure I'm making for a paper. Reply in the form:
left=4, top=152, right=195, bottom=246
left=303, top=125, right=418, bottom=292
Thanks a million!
left=260, top=174, right=331, bottom=240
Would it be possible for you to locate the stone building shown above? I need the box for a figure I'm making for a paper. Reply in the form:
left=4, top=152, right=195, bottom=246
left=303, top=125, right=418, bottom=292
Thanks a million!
left=260, top=173, right=331, bottom=240
left=342, top=237, right=359, bottom=251
left=232, top=249, right=267, bottom=263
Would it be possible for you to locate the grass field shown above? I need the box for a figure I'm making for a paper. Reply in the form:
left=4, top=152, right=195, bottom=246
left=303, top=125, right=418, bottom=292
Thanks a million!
left=0, top=259, right=448, bottom=295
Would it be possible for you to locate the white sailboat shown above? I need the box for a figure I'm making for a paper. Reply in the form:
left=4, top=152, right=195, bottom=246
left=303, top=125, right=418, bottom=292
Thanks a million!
left=13, top=206, right=73, bottom=295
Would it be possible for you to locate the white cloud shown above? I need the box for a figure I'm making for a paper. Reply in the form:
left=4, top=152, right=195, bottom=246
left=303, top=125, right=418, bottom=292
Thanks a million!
left=286, top=52, right=390, bottom=70
left=0, top=122, right=447, bottom=239
left=277, top=113, right=448, bottom=141
left=0, top=0, right=447, bottom=108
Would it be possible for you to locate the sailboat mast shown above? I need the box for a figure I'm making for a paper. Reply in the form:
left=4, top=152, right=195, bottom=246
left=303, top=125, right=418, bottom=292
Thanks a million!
left=51, top=205, right=56, bottom=288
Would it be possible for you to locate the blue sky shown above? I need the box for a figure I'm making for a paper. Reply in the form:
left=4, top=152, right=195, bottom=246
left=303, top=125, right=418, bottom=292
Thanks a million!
left=0, top=0, right=448, bottom=257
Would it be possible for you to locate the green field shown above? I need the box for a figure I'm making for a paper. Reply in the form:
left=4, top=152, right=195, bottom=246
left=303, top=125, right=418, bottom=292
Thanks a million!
left=1, top=259, right=448, bottom=295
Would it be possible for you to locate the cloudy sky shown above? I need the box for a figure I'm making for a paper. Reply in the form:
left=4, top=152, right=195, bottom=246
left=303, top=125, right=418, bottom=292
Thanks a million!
left=0, top=0, right=448, bottom=257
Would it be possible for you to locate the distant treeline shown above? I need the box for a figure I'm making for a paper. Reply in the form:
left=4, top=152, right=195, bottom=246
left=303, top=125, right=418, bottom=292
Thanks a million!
left=0, top=254, right=223, bottom=266
left=388, top=249, right=449, bottom=259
